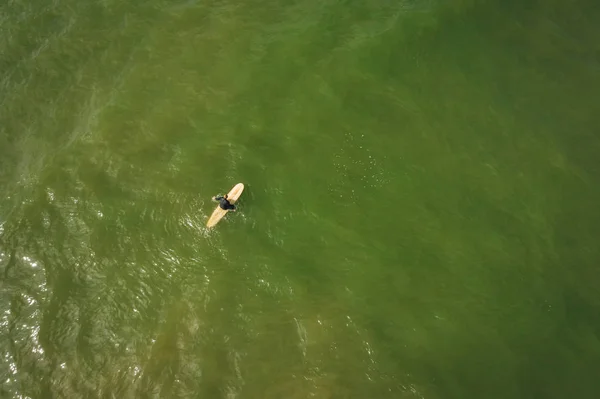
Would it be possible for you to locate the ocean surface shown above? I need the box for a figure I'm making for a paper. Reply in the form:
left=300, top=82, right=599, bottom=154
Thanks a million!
left=1, top=0, right=600, bottom=398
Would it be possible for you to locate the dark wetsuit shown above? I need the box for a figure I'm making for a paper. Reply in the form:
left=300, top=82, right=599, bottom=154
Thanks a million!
left=215, top=195, right=236, bottom=210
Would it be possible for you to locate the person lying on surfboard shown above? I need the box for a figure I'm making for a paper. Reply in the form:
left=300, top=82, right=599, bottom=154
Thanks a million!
left=212, top=194, right=236, bottom=211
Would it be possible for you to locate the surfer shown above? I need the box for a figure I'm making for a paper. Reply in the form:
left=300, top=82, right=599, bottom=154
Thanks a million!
left=212, top=194, right=236, bottom=211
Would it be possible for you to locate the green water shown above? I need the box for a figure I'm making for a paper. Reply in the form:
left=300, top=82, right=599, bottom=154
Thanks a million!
left=1, top=0, right=600, bottom=397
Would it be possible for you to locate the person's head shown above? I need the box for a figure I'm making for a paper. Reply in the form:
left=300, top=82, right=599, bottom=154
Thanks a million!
left=224, top=194, right=228, bottom=199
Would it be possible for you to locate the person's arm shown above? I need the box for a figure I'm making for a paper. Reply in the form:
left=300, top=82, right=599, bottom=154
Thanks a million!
left=213, top=195, right=223, bottom=202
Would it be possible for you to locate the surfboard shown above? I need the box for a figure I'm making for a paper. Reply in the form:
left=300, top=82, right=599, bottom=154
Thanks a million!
left=206, top=183, right=244, bottom=228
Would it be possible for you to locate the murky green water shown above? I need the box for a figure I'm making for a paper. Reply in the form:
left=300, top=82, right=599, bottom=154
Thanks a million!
left=2, top=0, right=600, bottom=397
